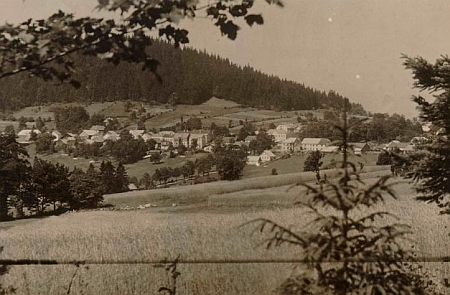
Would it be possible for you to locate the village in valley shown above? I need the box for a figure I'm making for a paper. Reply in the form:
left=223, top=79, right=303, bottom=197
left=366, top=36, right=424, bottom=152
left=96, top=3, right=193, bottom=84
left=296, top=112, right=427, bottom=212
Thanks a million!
left=2, top=1, right=450, bottom=294
left=0, top=97, right=429, bottom=195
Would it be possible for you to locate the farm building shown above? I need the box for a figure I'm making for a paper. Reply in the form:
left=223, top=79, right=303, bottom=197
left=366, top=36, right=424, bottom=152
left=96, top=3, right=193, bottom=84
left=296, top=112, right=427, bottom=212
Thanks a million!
left=301, top=138, right=331, bottom=151
left=321, top=146, right=340, bottom=153
left=349, top=142, right=371, bottom=154
left=90, top=125, right=106, bottom=132
left=79, top=130, right=99, bottom=141
left=17, top=129, right=41, bottom=144
left=103, top=131, right=120, bottom=141
left=267, top=129, right=288, bottom=143
left=174, top=132, right=190, bottom=148
left=276, top=123, right=298, bottom=132
left=51, top=130, right=62, bottom=142
left=385, top=140, right=417, bottom=153
left=281, top=138, right=301, bottom=153
left=244, top=135, right=257, bottom=144
left=222, top=136, right=236, bottom=145
left=58, top=134, right=77, bottom=148
left=260, top=150, right=276, bottom=162
left=247, top=155, right=262, bottom=166
left=190, top=130, right=212, bottom=143
left=203, top=145, right=214, bottom=153
left=129, top=129, right=145, bottom=139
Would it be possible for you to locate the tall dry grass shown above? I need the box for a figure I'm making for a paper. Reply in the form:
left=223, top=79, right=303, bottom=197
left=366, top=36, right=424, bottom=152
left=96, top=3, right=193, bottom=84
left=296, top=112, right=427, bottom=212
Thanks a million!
left=0, top=180, right=449, bottom=294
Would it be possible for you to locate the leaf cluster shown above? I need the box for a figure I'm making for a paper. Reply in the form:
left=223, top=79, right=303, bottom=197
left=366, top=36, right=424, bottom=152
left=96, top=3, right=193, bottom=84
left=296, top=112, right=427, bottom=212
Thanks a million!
left=0, top=0, right=282, bottom=85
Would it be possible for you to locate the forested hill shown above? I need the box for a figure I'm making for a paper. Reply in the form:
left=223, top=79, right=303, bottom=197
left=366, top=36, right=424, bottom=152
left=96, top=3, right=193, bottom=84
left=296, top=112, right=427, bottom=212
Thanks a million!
left=0, top=40, right=366, bottom=114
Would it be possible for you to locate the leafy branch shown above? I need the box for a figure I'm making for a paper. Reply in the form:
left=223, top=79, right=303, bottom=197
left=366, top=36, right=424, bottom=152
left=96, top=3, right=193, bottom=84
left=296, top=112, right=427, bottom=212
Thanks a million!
left=0, top=0, right=282, bottom=84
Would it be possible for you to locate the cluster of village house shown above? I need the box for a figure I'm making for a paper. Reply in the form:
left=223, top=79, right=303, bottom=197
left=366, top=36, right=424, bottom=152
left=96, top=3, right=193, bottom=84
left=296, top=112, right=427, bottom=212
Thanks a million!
left=14, top=120, right=428, bottom=167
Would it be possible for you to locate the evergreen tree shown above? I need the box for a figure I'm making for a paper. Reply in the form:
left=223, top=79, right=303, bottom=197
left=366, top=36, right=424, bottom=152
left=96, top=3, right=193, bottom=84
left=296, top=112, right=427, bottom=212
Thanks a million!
left=99, top=161, right=117, bottom=194
left=0, top=133, right=30, bottom=220
left=115, top=162, right=129, bottom=193
left=251, top=107, right=430, bottom=295
left=403, top=55, right=450, bottom=211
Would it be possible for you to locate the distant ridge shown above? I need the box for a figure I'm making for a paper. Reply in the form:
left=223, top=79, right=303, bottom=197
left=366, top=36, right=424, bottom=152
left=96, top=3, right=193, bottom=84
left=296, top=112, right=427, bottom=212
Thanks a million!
left=0, top=40, right=366, bottom=115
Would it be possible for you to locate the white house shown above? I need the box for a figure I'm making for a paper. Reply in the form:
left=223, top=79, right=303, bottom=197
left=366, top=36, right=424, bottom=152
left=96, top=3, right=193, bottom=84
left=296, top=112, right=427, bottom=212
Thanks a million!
left=103, top=131, right=120, bottom=141
left=159, top=131, right=175, bottom=136
left=79, top=130, right=99, bottom=141
left=51, top=130, right=62, bottom=142
left=17, top=129, right=41, bottom=143
left=90, top=125, right=106, bottom=132
left=276, top=123, right=297, bottom=132
left=174, top=132, right=190, bottom=148
left=129, top=129, right=145, bottom=139
left=349, top=142, right=371, bottom=154
left=260, top=150, right=276, bottom=162
left=189, top=133, right=207, bottom=149
left=301, top=138, right=331, bottom=151
left=267, top=129, right=288, bottom=143
left=190, top=130, right=212, bottom=143
left=203, top=144, right=214, bottom=153
left=247, top=155, right=262, bottom=166
left=244, top=135, right=257, bottom=144
left=281, top=138, right=301, bottom=153
left=385, top=140, right=416, bottom=153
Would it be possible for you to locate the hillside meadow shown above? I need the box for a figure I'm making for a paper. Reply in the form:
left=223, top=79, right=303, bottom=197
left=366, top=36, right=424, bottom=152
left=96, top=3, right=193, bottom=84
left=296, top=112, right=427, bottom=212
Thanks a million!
left=104, top=166, right=390, bottom=208
left=0, top=176, right=449, bottom=294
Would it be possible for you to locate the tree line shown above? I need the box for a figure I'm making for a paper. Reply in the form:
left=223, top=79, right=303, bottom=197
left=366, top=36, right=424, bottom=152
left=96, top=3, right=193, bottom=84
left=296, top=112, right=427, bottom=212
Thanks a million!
left=0, top=40, right=367, bottom=115
left=299, top=111, right=423, bottom=142
left=0, top=133, right=129, bottom=220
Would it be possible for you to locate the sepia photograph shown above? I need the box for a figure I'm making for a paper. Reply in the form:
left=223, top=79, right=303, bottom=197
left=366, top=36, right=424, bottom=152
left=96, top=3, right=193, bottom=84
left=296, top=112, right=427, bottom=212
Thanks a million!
left=0, top=0, right=450, bottom=294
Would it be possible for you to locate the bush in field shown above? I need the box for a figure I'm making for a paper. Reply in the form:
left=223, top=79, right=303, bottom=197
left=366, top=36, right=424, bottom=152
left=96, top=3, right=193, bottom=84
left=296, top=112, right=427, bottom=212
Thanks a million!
left=250, top=106, right=430, bottom=295
left=376, top=151, right=392, bottom=165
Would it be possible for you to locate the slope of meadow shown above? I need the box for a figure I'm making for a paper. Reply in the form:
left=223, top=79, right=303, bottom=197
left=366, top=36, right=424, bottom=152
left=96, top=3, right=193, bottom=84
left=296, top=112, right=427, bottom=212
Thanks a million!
left=0, top=177, right=449, bottom=295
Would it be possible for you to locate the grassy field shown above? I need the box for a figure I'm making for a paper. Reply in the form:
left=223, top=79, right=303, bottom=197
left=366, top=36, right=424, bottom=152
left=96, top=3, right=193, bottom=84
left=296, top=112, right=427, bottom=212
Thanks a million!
left=144, top=98, right=251, bottom=130
left=243, top=153, right=378, bottom=179
left=125, top=153, right=207, bottom=179
left=26, top=144, right=208, bottom=179
left=0, top=179, right=449, bottom=295
left=104, top=165, right=390, bottom=208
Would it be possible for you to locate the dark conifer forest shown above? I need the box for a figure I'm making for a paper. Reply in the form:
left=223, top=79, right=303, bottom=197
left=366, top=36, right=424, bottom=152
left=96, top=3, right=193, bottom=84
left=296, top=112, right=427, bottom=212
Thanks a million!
left=0, top=40, right=366, bottom=114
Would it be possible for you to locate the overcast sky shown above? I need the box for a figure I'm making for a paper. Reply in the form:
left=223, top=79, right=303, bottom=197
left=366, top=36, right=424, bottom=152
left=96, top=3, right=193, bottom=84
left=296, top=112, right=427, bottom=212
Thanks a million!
left=2, top=0, right=450, bottom=118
